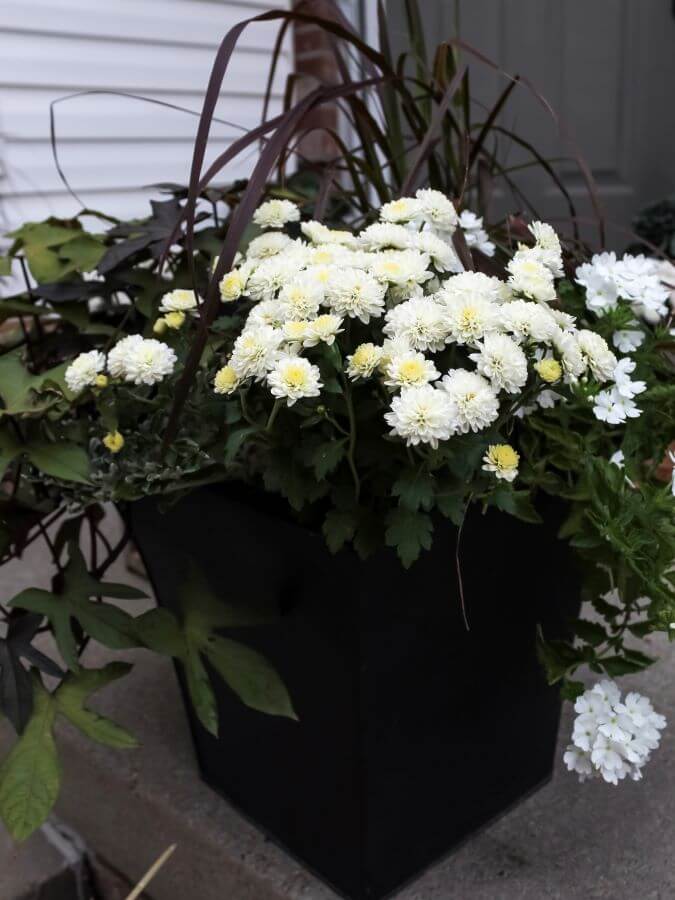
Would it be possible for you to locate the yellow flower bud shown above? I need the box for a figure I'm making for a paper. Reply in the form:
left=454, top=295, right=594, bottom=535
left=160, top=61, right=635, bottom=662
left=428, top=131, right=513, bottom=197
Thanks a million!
left=103, top=431, right=125, bottom=453
left=94, top=374, right=109, bottom=389
left=153, top=317, right=168, bottom=335
left=164, top=311, right=186, bottom=330
left=534, top=358, right=562, bottom=384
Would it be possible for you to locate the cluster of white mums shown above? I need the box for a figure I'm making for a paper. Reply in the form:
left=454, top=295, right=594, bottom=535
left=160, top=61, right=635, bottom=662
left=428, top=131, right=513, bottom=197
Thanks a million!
left=65, top=334, right=177, bottom=393
left=565, top=679, right=666, bottom=785
left=205, top=192, right=655, bottom=479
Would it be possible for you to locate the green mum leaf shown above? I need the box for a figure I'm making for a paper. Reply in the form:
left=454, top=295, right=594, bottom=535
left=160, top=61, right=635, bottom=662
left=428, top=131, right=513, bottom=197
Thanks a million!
left=384, top=508, right=433, bottom=568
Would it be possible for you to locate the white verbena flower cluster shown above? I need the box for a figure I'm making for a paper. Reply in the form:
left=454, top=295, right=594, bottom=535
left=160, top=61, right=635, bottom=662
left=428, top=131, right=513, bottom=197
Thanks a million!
left=564, top=680, right=666, bottom=785
left=212, top=193, right=635, bottom=459
left=576, top=251, right=672, bottom=324
left=66, top=335, right=177, bottom=392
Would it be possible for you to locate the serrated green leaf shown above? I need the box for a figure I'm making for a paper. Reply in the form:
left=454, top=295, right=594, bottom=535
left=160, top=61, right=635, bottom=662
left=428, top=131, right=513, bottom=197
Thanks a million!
left=311, top=439, right=346, bottom=480
left=572, top=619, right=607, bottom=647
left=0, top=680, right=59, bottom=842
left=322, top=509, right=357, bottom=554
left=384, top=508, right=432, bottom=568
left=489, top=486, right=542, bottom=524
left=54, top=663, right=137, bottom=748
left=392, top=470, right=435, bottom=512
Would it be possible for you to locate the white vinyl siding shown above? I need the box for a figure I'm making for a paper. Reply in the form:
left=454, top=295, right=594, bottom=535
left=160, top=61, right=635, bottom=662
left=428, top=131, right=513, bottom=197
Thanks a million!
left=0, top=0, right=292, bottom=231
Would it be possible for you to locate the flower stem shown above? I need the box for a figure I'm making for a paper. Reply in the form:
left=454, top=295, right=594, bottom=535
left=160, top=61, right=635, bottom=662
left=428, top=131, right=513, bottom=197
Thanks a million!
left=342, top=379, right=361, bottom=501
left=266, top=399, right=282, bottom=432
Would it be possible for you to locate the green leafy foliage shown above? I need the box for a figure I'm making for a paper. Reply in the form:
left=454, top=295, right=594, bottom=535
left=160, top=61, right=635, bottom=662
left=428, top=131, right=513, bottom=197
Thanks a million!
left=135, top=565, right=296, bottom=736
left=385, top=508, right=433, bottom=568
left=0, top=665, right=136, bottom=841
left=10, top=544, right=146, bottom=671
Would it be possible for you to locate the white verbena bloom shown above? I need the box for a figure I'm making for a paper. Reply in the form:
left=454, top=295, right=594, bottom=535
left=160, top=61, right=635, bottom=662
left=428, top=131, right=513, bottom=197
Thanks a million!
left=383, top=297, right=449, bottom=352
left=565, top=680, right=666, bottom=785
left=383, top=349, right=440, bottom=389
left=65, top=350, right=106, bottom=393
left=267, top=355, right=322, bottom=406
left=159, top=289, right=198, bottom=313
left=230, top=324, right=283, bottom=381
left=384, top=384, right=455, bottom=448
left=610, top=449, right=625, bottom=468
left=592, top=387, right=641, bottom=425
left=108, top=336, right=176, bottom=386
left=458, top=210, right=496, bottom=257
left=612, top=357, right=647, bottom=399
left=324, top=267, right=387, bottom=324
left=507, top=249, right=557, bottom=303
left=252, top=199, right=300, bottom=229
left=440, top=369, right=500, bottom=433
left=415, top=188, right=458, bottom=233
left=612, top=328, right=645, bottom=354
left=577, top=330, right=618, bottom=382
left=469, top=333, right=528, bottom=394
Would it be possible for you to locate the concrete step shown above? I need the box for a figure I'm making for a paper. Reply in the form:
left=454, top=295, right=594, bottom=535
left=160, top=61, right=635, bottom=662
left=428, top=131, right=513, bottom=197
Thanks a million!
left=0, top=826, right=79, bottom=900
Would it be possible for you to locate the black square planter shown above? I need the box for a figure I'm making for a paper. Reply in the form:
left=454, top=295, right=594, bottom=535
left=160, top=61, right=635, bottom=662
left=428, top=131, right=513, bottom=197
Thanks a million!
left=129, top=483, right=578, bottom=900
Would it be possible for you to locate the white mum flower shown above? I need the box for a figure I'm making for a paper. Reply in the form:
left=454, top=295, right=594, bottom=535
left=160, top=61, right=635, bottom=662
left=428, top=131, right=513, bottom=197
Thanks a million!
left=252, top=199, right=300, bottom=230
left=267, top=355, right=322, bottom=406
left=282, top=320, right=310, bottom=346
left=384, top=384, right=455, bottom=448
left=408, top=231, right=462, bottom=273
left=577, top=330, right=617, bottom=382
left=65, top=350, right=106, bottom=393
left=507, top=249, right=556, bottom=303
left=307, top=243, right=354, bottom=267
left=440, top=369, right=500, bottom=433
left=246, top=231, right=294, bottom=259
left=439, top=271, right=507, bottom=305
left=469, top=333, right=528, bottom=394
left=278, top=274, right=324, bottom=320
left=369, top=249, right=432, bottom=288
left=159, top=289, right=198, bottom=313
left=612, top=328, right=645, bottom=354
left=500, top=299, right=558, bottom=344
left=324, top=268, right=387, bottom=324
left=527, top=221, right=564, bottom=277
left=109, top=336, right=176, bottom=386
left=230, top=324, right=282, bottom=380
left=219, top=269, right=246, bottom=302
left=246, top=298, right=284, bottom=330
left=303, top=314, right=343, bottom=347
left=482, top=443, right=520, bottom=482
left=552, top=328, right=586, bottom=378
left=383, top=297, right=449, bottom=352
left=415, top=188, right=458, bottom=233
left=383, top=349, right=440, bottom=389
left=246, top=255, right=305, bottom=302
left=359, top=223, right=411, bottom=251
left=301, top=220, right=356, bottom=247
left=440, top=291, right=501, bottom=346
left=346, top=343, right=383, bottom=380
left=379, top=196, right=421, bottom=223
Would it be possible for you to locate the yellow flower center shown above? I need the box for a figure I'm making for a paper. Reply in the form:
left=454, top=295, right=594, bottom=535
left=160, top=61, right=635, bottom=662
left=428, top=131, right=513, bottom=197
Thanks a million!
left=103, top=431, right=124, bottom=453
left=534, top=358, right=562, bottom=383
left=214, top=365, right=238, bottom=394
left=283, top=364, right=308, bottom=389
left=165, top=311, right=186, bottom=329
left=488, top=444, right=519, bottom=470
left=398, top=359, right=426, bottom=383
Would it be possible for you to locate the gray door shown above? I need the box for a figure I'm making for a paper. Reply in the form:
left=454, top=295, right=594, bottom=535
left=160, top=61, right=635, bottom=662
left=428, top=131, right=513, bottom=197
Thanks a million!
left=384, top=0, right=675, bottom=247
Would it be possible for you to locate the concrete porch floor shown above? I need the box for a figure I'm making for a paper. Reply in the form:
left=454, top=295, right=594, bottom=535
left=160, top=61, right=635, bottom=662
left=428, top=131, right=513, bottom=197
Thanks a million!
left=1, top=515, right=673, bottom=900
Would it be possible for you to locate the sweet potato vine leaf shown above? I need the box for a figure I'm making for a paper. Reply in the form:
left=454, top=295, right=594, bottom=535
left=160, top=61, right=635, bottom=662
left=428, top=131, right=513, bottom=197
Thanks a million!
left=10, top=544, right=147, bottom=671
left=135, top=564, right=296, bottom=736
left=0, top=664, right=135, bottom=841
